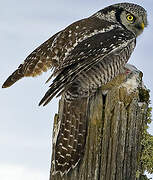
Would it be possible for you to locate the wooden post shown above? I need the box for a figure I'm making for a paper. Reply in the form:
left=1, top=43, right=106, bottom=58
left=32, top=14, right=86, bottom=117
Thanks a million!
left=50, top=65, right=152, bottom=180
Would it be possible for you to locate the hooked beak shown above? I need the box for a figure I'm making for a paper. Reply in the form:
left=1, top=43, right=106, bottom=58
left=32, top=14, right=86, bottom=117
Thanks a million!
left=141, top=23, right=145, bottom=30
left=135, top=22, right=145, bottom=31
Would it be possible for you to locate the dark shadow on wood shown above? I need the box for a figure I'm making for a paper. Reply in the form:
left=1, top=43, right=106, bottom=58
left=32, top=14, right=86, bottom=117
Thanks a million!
left=50, top=68, right=151, bottom=180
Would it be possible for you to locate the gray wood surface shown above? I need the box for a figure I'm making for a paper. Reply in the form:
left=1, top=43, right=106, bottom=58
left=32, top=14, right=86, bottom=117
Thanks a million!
left=50, top=67, right=150, bottom=180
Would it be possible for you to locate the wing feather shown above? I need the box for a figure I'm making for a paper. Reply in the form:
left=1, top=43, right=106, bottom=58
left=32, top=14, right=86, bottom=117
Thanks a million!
left=2, top=31, right=61, bottom=88
left=39, top=28, right=136, bottom=106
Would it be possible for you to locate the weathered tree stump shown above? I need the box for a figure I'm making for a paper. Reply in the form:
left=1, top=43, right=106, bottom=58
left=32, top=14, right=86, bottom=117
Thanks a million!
left=49, top=65, right=152, bottom=180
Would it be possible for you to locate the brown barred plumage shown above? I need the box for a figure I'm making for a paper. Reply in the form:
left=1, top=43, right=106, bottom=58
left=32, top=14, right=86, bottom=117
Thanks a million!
left=51, top=95, right=88, bottom=176
left=2, top=2, right=147, bottom=176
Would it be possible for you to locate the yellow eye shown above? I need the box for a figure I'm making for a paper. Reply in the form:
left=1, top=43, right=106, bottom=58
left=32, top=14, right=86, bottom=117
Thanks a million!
left=126, top=14, right=134, bottom=22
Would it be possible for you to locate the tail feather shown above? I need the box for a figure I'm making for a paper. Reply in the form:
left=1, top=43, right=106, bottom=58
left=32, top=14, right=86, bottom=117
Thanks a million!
left=52, top=94, right=88, bottom=176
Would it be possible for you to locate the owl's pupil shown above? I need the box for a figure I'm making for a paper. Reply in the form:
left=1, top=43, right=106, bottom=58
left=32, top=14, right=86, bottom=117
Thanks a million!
left=127, top=15, right=133, bottom=21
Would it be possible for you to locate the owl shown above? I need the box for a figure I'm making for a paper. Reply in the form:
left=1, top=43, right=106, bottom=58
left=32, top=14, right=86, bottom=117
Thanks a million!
left=2, top=2, right=147, bottom=176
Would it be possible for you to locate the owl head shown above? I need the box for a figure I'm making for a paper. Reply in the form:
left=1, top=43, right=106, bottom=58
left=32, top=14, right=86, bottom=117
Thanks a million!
left=95, top=2, right=148, bottom=37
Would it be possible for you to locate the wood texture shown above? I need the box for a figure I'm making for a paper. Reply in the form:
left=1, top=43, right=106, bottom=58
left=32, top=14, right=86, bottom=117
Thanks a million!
left=50, top=68, right=150, bottom=180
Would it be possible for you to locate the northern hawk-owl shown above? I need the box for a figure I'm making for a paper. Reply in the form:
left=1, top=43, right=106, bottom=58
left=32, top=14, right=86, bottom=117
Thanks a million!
left=2, top=2, right=147, bottom=176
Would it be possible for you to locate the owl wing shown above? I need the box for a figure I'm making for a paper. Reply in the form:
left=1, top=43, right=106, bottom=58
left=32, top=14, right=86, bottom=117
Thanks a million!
left=2, top=31, right=62, bottom=88
left=2, top=17, right=123, bottom=89
left=39, top=27, right=136, bottom=106
left=2, top=17, right=122, bottom=89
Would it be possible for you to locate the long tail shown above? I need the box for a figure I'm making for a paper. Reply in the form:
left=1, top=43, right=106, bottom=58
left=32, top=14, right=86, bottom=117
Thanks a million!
left=51, top=93, right=88, bottom=176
